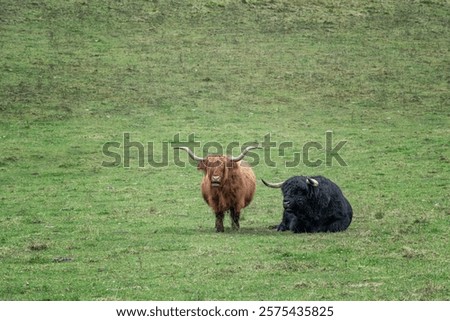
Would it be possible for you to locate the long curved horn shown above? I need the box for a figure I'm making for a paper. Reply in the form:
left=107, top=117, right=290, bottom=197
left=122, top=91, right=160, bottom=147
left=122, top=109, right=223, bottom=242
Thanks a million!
left=261, top=179, right=284, bottom=188
left=230, top=145, right=261, bottom=162
left=174, top=147, right=204, bottom=162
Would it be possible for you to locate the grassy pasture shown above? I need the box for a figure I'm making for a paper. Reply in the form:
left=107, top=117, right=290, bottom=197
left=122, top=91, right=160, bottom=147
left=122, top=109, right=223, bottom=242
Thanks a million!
left=0, top=0, right=449, bottom=300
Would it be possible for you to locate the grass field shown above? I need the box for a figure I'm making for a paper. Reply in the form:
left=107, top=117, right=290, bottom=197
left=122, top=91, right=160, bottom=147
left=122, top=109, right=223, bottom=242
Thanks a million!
left=1, top=0, right=449, bottom=300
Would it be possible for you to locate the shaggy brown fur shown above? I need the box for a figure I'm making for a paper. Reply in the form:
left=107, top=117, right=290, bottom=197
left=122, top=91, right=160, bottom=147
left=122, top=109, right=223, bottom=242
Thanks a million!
left=198, top=156, right=256, bottom=232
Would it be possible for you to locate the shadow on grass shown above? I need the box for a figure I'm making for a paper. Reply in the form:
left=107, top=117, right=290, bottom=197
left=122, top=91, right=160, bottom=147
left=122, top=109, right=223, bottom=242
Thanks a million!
left=192, top=225, right=282, bottom=236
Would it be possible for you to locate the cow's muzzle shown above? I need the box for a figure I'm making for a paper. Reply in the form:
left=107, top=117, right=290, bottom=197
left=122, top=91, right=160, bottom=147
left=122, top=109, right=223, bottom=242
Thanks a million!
left=211, top=176, right=221, bottom=187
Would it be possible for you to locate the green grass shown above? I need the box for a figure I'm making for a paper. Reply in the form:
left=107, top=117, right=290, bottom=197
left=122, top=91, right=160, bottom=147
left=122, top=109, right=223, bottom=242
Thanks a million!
left=0, top=0, right=449, bottom=300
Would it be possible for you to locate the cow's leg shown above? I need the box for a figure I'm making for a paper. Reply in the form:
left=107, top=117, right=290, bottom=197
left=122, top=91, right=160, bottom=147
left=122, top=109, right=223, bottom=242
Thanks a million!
left=215, top=212, right=225, bottom=232
left=276, top=210, right=290, bottom=231
left=230, top=208, right=240, bottom=230
left=326, top=216, right=350, bottom=232
left=276, top=223, right=288, bottom=231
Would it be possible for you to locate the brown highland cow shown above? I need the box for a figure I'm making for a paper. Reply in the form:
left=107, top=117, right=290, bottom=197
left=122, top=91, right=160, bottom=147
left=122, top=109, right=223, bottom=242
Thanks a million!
left=175, top=146, right=259, bottom=232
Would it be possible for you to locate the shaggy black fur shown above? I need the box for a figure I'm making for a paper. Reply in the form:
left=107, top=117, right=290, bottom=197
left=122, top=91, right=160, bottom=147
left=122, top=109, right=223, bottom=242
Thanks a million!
left=267, top=175, right=353, bottom=233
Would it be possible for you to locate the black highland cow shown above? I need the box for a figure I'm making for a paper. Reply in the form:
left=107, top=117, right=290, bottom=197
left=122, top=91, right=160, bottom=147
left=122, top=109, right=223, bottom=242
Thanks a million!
left=262, top=175, right=352, bottom=233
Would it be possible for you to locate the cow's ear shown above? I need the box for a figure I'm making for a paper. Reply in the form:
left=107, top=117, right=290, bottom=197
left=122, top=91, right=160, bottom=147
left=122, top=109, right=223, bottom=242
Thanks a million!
left=197, top=160, right=207, bottom=171
left=306, top=178, right=319, bottom=187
